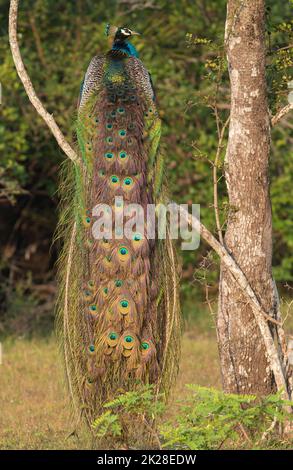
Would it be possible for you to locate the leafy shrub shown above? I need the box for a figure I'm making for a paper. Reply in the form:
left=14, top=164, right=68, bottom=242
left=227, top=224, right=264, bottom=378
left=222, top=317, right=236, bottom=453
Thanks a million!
left=92, top=384, right=293, bottom=450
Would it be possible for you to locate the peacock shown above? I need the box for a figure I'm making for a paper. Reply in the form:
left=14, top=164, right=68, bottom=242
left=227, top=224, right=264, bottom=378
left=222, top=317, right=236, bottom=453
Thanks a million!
left=56, top=24, right=181, bottom=433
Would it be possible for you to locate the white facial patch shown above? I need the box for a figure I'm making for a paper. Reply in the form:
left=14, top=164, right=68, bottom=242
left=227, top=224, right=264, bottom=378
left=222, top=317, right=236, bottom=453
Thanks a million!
left=121, top=28, right=131, bottom=36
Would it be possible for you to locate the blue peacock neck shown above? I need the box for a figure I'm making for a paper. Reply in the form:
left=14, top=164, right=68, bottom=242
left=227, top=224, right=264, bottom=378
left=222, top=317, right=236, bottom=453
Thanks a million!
left=112, top=40, right=139, bottom=58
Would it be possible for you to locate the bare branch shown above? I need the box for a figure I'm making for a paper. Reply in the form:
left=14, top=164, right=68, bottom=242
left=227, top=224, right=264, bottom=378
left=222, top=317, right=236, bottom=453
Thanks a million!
left=176, top=204, right=292, bottom=402
left=271, top=103, right=293, bottom=127
left=8, top=0, right=80, bottom=164
left=213, top=114, right=230, bottom=244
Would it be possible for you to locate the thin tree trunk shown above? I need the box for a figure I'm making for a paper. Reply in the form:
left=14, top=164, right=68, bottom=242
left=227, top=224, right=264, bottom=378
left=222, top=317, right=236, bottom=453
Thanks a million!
left=217, top=0, right=277, bottom=394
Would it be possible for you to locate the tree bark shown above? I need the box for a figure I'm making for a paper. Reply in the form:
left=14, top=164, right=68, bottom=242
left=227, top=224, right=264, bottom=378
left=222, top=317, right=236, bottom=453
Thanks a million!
left=217, top=0, right=276, bottom=394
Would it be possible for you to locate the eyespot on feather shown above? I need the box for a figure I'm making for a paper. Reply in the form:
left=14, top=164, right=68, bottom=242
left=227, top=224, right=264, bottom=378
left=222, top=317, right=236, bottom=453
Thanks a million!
left=107, top=332, right=119, bottom=347
left=123, top=335, right=134, bottom=350
left=104, top=152, right=114, bottom=160
left=83, top=216, right=91, bottom=228
left=118, top=129, right=127, bottom=139
left=119, top=299, right=130, bottom=315
left=117, top=246, right=130, bottom=262
left=87, top=280, right=95, bottom=290
left=110, top=175, right=120, bottom=187
left=106, top=136, right=114, bottom=145
left=118, top=151, right=128, bottom=163
left=83, top=289, right=93, bottom=302
left=122, top=177, right=133, bottom=190
left=88, top=304, right=98, bottom=314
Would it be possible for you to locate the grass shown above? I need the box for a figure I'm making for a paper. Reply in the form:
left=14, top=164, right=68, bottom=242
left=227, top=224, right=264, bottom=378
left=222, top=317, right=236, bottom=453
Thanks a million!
left=0, top=307, right=220, bottom=450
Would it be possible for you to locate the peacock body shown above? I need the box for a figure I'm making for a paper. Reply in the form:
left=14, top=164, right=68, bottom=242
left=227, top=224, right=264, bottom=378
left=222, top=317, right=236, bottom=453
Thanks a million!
left=56, top=25, right=180, bottom=429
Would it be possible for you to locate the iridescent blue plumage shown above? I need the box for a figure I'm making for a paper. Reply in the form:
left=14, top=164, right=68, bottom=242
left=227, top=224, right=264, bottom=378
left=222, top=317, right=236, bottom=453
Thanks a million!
left=112, top=41, right=139, bottom=58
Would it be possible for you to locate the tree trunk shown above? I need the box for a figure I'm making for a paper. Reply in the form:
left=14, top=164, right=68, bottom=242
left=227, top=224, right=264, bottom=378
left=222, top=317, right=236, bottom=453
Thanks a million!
left=217, top=0, right=276, bottom=394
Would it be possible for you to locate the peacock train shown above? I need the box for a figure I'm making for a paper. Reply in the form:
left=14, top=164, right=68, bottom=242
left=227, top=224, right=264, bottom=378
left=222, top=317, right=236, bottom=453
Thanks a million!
left=56, top=24, right=181, bottom=429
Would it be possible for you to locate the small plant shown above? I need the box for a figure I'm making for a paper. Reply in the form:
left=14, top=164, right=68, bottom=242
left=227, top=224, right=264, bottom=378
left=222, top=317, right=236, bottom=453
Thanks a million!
left=92, top=385, right=165, bottom=448
left=92, top=384, right=293, bottom=450
left=161, top=385, right=293, bottom=450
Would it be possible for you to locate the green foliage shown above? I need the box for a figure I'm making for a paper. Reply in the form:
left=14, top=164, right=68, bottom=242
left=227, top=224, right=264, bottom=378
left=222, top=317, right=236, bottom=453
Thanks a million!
left=92, top=411, right=122, bottom=439
left=92, top=384, right=293, bottom=450
left=161, top=385, right=293, bottom=450
left=92, top=385, right=165, bottom=448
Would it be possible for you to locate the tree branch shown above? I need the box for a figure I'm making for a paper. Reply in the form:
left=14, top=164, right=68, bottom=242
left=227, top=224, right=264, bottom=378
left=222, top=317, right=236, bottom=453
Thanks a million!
left=212, top=114, right=230, bottom=244
left=8, top=0, right=80, bottom=164
left=271, top=103, right=293, bottom=127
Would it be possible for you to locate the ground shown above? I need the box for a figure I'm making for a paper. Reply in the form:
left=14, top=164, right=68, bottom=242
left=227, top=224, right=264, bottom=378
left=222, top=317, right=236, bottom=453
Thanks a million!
left=0, top=311, right=220, bottom=450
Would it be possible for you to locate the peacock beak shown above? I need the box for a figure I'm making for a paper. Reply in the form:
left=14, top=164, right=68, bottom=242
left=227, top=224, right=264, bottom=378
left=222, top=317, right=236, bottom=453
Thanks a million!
left=131, top=30, right=140, bottom=36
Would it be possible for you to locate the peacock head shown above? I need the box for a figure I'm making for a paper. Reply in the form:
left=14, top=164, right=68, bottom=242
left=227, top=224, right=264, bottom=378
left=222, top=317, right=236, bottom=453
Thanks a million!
left=106, top=24, right=140, bottom=43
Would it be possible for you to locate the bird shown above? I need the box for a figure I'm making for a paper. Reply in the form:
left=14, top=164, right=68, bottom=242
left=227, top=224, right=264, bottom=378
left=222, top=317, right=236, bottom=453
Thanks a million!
left=56, top=24, right=181, bottom=432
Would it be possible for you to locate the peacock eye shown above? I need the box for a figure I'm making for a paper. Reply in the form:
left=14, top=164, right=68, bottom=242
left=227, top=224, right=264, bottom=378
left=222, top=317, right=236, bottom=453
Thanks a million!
left=119, top=151, right=127, bottom=160
left=89, top=304, right=97, bottom=313
left=133, top=233, right=142, bottom=241
left=117, top=107, right=125, bottom=115
left=118, top=129, right=127, bottom=138
left=123, top=177, right=133, bottom=187
left=83, top=216, right=91, bottom=228
left=109, top=332, right=118, bottom=341
left=89, top=344, right=95, bottom=352
left=141, top=342, right=150, bottom=350
left=103, top=287, right=108, bottom=295
left=106, top=123, right=113, bottom=130
left=119, top=246, right=128, bottom=256
left=105, top=152, right=114, bottom=160
left=125, top=335, right=133, bottom=343
left=115, top=280, right=123, bottom=287
left=111, top=175, right=119, bottom=184
left=106, top=136, right=114, bottom=144
left=120, top=300, right=129, bottom=309
left=99, top=169, right=106, bottom=177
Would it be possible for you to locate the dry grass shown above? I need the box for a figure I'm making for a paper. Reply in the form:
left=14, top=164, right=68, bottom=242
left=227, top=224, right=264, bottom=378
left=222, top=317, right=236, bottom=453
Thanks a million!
left=0, top=310, right=220, bottom=450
